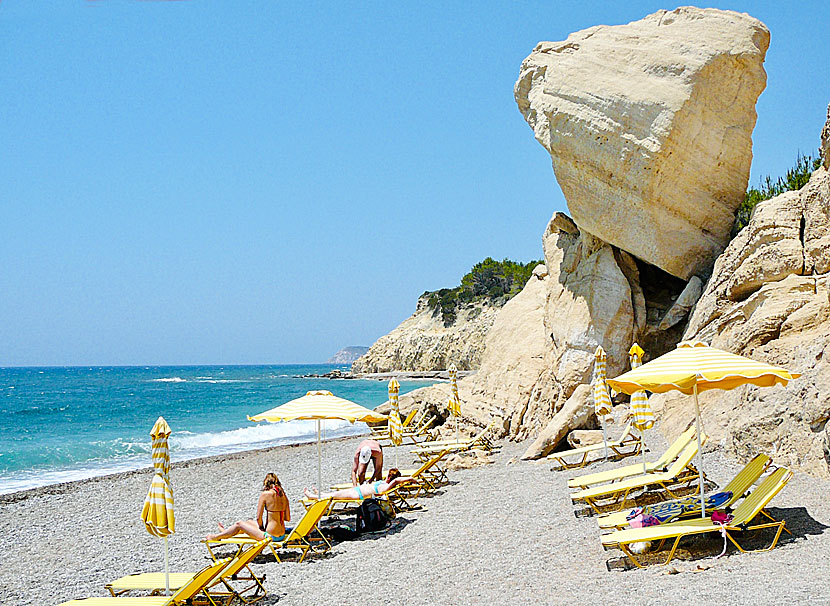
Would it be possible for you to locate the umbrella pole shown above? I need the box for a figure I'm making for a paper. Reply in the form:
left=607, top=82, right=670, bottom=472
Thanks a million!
left=164, top=536, right=170, bottom=596
left=602, top=420, right=609, bottom=460
left=316, top=419, right=322, bottom=495
left=455, top=414, right=459, bottom=443
left=641, top=432, right=648, bottom=475
left=694, top=384, right=706, bottom=518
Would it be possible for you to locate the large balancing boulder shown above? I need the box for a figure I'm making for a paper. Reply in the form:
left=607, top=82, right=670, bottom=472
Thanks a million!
left=515, top=7, right=770, bottom=280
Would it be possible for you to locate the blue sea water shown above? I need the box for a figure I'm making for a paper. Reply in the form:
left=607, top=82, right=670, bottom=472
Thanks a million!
left=0, top=365, right=431, bottom=495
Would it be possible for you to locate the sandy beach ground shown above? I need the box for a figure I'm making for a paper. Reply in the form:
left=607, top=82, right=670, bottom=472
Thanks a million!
left=3, top=431, right=830, bottom=606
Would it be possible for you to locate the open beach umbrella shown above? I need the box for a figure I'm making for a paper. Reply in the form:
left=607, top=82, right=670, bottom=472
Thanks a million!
left=628, top=343, right=653, bottom=474
left=388, top=378, right=402, bottom=466
left=608, top=340, right=800, bottom=517
left=140, top=416, right=175, bottom=595
left=248, top=390, right=387, bottom=493
left=592, top=346, right=613, bottom=459
left=448, top=363, right=461, bottom=441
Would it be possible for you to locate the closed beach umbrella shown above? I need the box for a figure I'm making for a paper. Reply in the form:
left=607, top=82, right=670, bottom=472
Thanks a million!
left=593, top=346, right=613, bottom=459
left=448, top=363, right=461, bottom=441
left=628, top=343, right=653, bottom=474
left=608, top=340, right=800, bottom=517
left=249, top=390, right=387, bottom=493
left=140, top=416, right=175, bottom=595
left=388, top=378, right=402, bottom=466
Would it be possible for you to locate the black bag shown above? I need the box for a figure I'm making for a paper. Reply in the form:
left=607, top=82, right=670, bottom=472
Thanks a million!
left=355, top=498, right=391, bottom=534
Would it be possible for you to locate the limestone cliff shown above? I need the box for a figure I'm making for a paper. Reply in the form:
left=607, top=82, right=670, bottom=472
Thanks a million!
left=351, top=296, right=502, bottom=373
left=515, top=7, right=769, bottom=280
left=652, top=109, right=830, bottom=477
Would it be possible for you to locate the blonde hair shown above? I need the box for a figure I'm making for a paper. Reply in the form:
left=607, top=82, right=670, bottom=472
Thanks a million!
left=263, top=473, right=283, bottom=496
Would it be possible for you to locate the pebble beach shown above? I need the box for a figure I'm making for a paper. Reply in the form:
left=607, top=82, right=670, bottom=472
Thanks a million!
left=3, top=432, right=830, bottom=606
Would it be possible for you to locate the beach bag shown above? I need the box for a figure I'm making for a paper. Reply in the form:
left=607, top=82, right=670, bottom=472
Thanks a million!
left=356, top=498, right=391, bottom=534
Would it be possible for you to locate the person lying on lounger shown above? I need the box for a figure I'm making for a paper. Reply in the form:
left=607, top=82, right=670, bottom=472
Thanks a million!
left=207, top=472, right=291, bottom=542
left=304, top=468, right=415, bottom=501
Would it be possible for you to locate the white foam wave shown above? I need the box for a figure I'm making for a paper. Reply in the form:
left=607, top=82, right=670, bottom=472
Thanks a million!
left=169, top=419, right=358, bottom=451
left=150, top=377, right=187, bottom=383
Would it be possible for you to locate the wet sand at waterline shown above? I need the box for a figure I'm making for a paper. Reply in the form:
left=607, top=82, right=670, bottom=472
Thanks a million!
left=2, top=432, right=830, bottom=605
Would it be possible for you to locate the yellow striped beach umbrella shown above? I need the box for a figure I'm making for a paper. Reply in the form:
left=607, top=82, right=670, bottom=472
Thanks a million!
left=388, top=378, right=402, bottom=466
left=448, top=363, right=461, bottom=441
left=593, top=346, right=613, bottom=458
left=140, top=416, right=175, bottom=595
left=249, top=390, right=387, bottom=494
left=628, top=343, right=653, bottom=431
left=608, top=340, right=800, bottom=517
left=628, top=343, right=652, bottom=474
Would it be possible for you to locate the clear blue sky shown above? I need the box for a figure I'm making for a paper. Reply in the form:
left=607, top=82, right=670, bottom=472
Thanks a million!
left=1, top=1, right=828, bottom=366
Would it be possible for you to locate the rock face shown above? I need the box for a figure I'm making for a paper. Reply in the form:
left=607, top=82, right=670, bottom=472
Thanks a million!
left=515, top=7, right=769, bottom=280
left=653, top=143, right=830, bottom=477
left=351, top=297, right=502, bottom=372
left=326, top=346, right=369, bottom=365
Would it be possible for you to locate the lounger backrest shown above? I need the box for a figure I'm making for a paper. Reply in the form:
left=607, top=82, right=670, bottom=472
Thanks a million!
left=412, top=449, right=450, bottom=477
left=402, top=409, right=418, bottom=428
left=288, top=498, right=332, bottom=540
left=220, top=538, right=270, bottom=578
left=731, top=467, right=792, bottom=526
left=617, top=421, right=633, bottom=442
left=655, top=426, right=698, bottom=468
left=471, top=421, right=495, bottom=444
left=171, top=557, right=231, bottom=603
left=720, top=454, right=771, bottom=506
left=665, top=438, right=705, bottom=476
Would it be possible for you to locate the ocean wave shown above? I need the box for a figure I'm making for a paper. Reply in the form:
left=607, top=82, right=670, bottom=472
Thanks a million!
left=170, top=419, right=355, bottom=450
left=194, top=379, right=249, bottom=384
left=149, top=377, right=187, bottom=383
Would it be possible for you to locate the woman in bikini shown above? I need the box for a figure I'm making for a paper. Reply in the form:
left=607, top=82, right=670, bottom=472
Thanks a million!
left=207, top=472, right=291, bottom=542
left=303, top=468, right=415, bottom=501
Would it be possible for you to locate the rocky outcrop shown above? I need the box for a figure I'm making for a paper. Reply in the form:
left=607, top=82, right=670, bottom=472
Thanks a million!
left=326, top=346, right=369, bottom=364
left=515, top=7, right=769, bottom=280
left=351, top=297, right=502, bottom=373
left=521, top=384, right=594, bottom=459
left=653, top=126, right=830, bottom=477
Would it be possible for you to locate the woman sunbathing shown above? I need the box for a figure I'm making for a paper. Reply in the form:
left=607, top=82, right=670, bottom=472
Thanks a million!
left=207, top=472, right=291, bottom=542
left=304, top=468, right=415, bottom=501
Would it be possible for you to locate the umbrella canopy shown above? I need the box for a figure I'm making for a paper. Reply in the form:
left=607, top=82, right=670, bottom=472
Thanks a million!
left=249, top=391, right=386, bottom=493
left=140, top=416, right=175, bottom=595
left=608, top=340, right=800, bottom=517
left=607, top=341, right=799, bottom=395
left=592, top=346, right=613, bottom=420
left=249, top=390, right=387, bottom=424
left=141, top=416, right=175, bottom=537
left=628, top=343, right=653, bottom=432
left=388, top=379, right=402, bottom=447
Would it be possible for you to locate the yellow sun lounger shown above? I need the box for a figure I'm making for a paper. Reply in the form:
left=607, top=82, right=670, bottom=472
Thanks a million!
left=204, top=498, right=333, bottom=563
left=601, top=466, right=792, bottom=568
left=571, top=440, right=705, bottom=514
left=411, top=421, right=496, bottom=460
left=301, top=481, right=416, bottom=516
left=376, top=414, right=438, bottom=446
left=567, top=425, right=698, bottom=490
left=58, top=557, right=232, bottom=606
left=107, top=539, right=269, bottom=605
left=329, top=449, right=451, bottom=497
left=596, top=453, right=772, bottom=530
left=547, top=421, right=642, bottom=470
left=370, top=408, right=419, bottom=437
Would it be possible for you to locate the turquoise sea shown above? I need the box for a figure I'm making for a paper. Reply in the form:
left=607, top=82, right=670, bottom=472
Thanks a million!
left=0, top=365, right=429, bottom=495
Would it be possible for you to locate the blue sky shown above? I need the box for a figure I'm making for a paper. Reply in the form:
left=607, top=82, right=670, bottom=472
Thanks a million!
left=1, top=1, right=828, bottom=365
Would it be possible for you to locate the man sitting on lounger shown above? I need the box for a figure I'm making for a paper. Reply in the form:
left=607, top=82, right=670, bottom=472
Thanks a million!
left=352, top=438, right=384, bottom=485
left=305, top=468, right=415, bottom=501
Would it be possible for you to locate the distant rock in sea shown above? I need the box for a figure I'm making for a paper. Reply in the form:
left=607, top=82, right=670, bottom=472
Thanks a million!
left=327, top=346, right=370, bottom=364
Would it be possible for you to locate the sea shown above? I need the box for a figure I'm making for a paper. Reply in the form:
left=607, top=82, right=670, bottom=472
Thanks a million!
left=0, top=365, right=431, bottom=495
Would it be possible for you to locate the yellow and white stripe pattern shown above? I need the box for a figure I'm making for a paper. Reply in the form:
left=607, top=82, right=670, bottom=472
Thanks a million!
left=608, top=340, right=801, bottom=395
left=248, top=391, right=388, bottom=423
left=593, top=346, right=613, bottom=420
left=141, top=416, right=175, bottom=537
left=388, top=378, right=402, bottom=446
left=448, top=364, right=461, bottom=416
left=628, top=343, right=654, bottom=431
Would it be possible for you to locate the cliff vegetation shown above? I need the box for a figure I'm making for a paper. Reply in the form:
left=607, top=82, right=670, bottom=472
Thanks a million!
left=424, top=257, right=542, bottom=326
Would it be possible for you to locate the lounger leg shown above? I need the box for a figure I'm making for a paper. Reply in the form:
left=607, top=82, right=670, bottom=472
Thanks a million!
left=759, top=508, right=792, bottom=535
left=726, top=522, right=786, bottom=553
